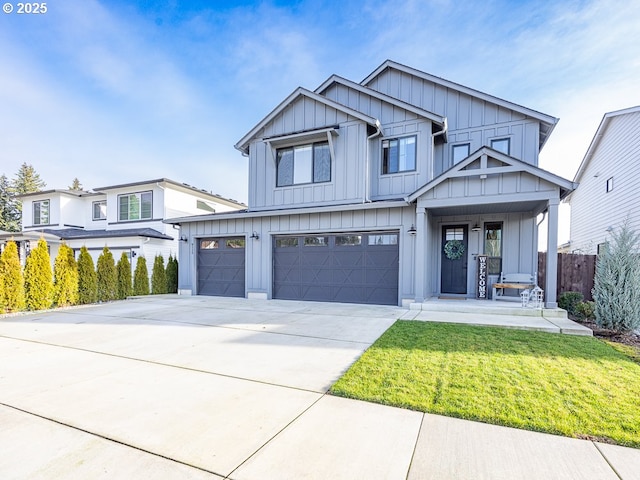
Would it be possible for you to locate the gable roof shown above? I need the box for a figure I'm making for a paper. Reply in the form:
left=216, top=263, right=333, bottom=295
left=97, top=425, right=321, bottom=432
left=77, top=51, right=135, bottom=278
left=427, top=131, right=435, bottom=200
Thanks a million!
left=234, top=87, right=380, bottom=154
left=406, top=146, right=577, bottom=203
left=362, top=60, right=558, bottom=150
left=572, top=105, right=640, bottom=183
left=314, top=74, right=446, bottom=126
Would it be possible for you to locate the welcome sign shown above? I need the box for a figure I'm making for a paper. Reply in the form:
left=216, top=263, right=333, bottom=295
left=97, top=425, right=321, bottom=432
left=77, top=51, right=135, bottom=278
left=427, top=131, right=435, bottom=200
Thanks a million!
left=477, top=255, right=488, bottom=299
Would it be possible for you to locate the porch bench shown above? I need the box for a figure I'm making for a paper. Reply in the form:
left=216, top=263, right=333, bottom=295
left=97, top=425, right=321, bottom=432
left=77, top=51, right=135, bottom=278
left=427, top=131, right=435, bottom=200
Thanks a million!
left=492, top=272, right=536, bottom=301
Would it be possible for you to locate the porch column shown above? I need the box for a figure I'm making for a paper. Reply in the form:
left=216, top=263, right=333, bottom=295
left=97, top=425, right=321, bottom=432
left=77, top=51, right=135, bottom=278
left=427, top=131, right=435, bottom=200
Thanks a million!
left=414, top=207, right=426, bottom=303
left=545, top=199, right=559, bottom=308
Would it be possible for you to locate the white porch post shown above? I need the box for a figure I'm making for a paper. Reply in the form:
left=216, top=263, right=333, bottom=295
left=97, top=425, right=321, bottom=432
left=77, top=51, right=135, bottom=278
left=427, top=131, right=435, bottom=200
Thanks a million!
left=414, top=207, right=426, bottom=303
left=545, top=199, right=559, bottom=308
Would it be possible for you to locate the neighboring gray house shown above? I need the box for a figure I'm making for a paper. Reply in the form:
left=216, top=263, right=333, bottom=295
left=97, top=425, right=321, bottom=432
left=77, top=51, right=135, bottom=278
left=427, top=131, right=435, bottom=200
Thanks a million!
left=568, top=105, right=640, bottom=254
left=168, top=61, right=575, bottom=307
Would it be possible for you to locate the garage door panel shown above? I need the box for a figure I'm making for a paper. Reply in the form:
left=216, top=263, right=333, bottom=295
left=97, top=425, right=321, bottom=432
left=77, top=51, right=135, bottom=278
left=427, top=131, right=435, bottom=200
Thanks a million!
left=197, top=237, right=245, bottom=298
left=273, top=232, right=399, bottom=305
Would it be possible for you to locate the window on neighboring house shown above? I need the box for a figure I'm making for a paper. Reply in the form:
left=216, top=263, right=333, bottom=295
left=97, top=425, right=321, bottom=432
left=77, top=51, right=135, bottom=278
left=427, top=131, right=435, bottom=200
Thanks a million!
left=606, top=177, right=614, bottom=192
left=382, top=136, right=416, bottom=174
left=276, top=141, right=331, bottom=187
left=118, top=191, right=152, bottom=221
left=92, top=200, right=107, bottom=220
left=452, top=143, right=470, bottom=165
left=33, top=200, right=50, bottom=225
left=484, top=222, right=503, bottom=275
left=491, top=138, right=510, bottom=154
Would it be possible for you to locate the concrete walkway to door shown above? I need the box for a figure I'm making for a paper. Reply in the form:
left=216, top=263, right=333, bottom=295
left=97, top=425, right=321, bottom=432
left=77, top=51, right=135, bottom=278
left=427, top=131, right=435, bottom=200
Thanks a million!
left=0, top=296, right=636, bottom=479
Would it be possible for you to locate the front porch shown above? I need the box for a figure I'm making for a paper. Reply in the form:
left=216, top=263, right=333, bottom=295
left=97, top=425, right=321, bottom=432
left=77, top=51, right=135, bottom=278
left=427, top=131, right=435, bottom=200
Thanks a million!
left=402, top=298, right=592, bottom=336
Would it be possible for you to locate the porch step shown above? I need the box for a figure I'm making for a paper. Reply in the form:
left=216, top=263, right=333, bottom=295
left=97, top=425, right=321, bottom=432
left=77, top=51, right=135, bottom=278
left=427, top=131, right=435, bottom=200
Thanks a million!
left=410, top=300, right=568, bottom=319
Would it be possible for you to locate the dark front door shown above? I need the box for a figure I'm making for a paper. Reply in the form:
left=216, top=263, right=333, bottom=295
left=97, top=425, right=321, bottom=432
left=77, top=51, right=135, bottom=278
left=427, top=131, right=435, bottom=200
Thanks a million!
left=441, top=225, right=468, bottom=294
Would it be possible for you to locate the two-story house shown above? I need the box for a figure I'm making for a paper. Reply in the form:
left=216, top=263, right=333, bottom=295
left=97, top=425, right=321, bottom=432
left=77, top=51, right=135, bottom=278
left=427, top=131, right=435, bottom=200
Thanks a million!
left=1, top=178, right=245, bottom=268
left=568, top=105, right=640, bottom=254
left=169, top=61, right=575, bottom=307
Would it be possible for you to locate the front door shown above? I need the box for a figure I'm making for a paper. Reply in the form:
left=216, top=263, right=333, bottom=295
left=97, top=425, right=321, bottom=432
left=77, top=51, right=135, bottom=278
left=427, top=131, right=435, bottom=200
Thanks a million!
left=441, top=225, right=468, bottom=294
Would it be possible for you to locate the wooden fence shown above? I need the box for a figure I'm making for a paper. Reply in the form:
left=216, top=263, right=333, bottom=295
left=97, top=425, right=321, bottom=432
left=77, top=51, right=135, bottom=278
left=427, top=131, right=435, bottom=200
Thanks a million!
left=538, top=252, right=597, bottom=301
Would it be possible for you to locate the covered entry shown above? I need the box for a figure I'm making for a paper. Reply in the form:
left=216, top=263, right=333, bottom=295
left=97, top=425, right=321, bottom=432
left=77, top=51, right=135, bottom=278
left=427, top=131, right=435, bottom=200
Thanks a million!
left=273, top=232, right=399, bottom=305
left=197, top=237, right=245, bottom=297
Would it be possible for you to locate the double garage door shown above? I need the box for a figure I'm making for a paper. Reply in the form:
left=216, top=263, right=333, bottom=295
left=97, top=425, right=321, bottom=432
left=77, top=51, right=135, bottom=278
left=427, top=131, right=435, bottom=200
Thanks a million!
left=197, top=232, right=399, bottom=305
left=273, top=232, right=399, bottom=305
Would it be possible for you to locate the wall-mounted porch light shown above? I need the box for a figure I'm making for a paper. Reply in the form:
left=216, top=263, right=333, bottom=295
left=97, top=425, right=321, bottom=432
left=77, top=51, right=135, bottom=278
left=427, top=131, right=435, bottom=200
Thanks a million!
left=250, top=231, right=260, bottom=240
left=471, top=223, right=481, bottom=232
left=407, top=224, right=417, bottom=236
left=179, top=235, right=188, bottom=242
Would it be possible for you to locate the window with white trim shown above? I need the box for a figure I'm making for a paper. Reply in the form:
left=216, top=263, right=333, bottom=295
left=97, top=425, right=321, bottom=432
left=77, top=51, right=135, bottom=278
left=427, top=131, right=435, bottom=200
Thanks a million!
left=452, top=143, right=470, bottom=164
left=118, top=191, right=152, bottom=221
left=491, top=138, right=510, bottom=154
left=382, top=136, right=416, bottom=174
left=276, top=142, right=331, bottom=187
left=92, top=200, right=107, bottom=220
left=33, top=200, right=50, bottom=225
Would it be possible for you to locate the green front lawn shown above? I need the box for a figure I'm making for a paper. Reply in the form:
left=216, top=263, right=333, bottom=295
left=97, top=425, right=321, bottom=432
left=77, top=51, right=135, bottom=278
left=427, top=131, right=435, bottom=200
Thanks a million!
left=331, top=321, right=640, bottom=448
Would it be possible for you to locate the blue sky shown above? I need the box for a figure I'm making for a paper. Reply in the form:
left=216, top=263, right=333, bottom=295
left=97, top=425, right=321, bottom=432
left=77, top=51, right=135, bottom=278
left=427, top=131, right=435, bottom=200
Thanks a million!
left=1, top=0, right=639, bottom=243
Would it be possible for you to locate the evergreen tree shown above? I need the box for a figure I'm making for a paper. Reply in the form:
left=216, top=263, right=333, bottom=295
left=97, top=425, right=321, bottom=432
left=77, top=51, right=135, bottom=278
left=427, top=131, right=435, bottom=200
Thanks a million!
left=165, top=254, right=178, bottom=293
left=151, top=254, right=167, bottom=294
left=10, top=163, right=46, bottom=227
left=117, top=252, right=132, bottom=299
left=133, top=256, right=150, bottom=295
left=0, top=241, right=25, bottom=311
left=96, top=246, right=117, bottom=302
left=69, top=178, right=83, bottom=191
left=0, top=174, right=20, bottom=232
left=593, top=219, right=640, bottom=332
left=53, top=244, right=79, bottom=307
left=24, top=238, right=53, bottom=310
left=77, top=246, right=97, bottom=304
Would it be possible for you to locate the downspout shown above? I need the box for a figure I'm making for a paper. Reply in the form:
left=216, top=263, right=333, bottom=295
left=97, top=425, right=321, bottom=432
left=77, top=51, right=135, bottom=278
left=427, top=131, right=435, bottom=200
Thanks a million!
left=364, top=119, right=383, bottom=203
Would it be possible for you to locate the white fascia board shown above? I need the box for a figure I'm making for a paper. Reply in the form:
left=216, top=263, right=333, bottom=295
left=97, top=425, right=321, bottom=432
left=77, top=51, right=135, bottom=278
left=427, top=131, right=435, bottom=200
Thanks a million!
left=235, top=87, right=379, bottom=154
left=315, top=75, right=445, bottom=126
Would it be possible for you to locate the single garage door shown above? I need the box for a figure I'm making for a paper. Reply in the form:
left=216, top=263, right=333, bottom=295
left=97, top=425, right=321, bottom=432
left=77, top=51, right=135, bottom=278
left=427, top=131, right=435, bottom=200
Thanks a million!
left=198, top=237, right=245, bottom=297
left=273, top=232, right=399, bottom=305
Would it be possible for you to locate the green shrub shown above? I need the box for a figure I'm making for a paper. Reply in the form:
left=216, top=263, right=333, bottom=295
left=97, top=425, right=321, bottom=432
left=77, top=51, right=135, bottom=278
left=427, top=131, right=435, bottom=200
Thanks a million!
left=576, top=301, right=595, bottom=320
left=77, top=246, right=97, bottom=304
left=96, top=247, right=117, bottom=302
left=116, top=252, right=132, bottom=300
left=165, top=254, right=178, bottom=294
left=24, top=238, right=53, bottom=310
left=151, top=254, right=167, bottom=294
left=594, top=219, right=640, bottom=332
left=53, top=244, right=78, bottom=307
left=133, top=256, right=150, bottom=296
left=558, top=291, right=584, bottom=316
left=0, top=241, right=25, bottom=312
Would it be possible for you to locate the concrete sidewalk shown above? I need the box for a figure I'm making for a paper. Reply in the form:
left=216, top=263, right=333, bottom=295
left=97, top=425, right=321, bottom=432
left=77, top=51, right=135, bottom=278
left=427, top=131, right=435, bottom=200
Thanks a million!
left=0, top=296, right=637, bottom=479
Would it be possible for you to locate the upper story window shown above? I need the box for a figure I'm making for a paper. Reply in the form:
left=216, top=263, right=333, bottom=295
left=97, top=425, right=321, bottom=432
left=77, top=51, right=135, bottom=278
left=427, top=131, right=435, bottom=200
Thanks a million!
left=382, top=136, right=416, bottom=174
left=491, top=138, right=510, bottom=155
left=606, top=177, right=614, bottom=192
left=118, top=191, right=152, bottom=221
left=276, top=142, right=331, bottom=187
left=33, top=200, right=50, bottom=225
left=452, top=143, right=470, bottom=165
left=92, top=200, right=107, bottom=221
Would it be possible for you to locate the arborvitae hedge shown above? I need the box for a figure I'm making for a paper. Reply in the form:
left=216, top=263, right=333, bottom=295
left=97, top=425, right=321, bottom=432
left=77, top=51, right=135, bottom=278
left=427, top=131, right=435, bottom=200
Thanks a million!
left=53, top=243, right=78, bottom=307
left=96, top=246, right=117, bottom=302
left=77, top=246, right=97, bottom=304
left=0, top=240, right=25, bottom=312
left=117, top=252, right=132, bottom=300
left=166, top=254, right=178, bottom=294
left=151, top=254, right=167, bottom=294
left=133, top=256, right=150, bottom=296
left=24, top=238, right=53, bottom=310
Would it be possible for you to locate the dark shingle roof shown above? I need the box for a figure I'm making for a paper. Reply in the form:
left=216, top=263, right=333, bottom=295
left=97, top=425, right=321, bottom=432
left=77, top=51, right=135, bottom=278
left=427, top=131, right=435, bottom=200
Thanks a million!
left=43, top=228, right=173, bottom=241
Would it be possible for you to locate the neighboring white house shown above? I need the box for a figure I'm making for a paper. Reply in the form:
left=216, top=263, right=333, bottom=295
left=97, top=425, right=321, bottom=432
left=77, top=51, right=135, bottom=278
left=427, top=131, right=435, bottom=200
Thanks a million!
left=0, top=178, right=245, bottom=268
left=567, top=106, right=640, bottom=254
left=168, top=60, right=575, bottom=307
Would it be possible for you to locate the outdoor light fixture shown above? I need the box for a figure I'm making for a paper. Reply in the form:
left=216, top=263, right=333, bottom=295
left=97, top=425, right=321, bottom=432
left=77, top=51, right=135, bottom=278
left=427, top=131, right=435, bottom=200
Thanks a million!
left=472, top=223, right=481, bottom=232
left=250, top=231, right=260, bottom=240
left=179, top=235, right=188, bottom=242
left=408, top=224, right=417, bottom=236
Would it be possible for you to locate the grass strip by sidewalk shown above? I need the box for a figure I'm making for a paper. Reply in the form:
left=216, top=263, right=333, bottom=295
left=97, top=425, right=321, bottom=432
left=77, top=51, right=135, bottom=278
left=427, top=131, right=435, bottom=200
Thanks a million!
left=330, top=321, right=640, bottom=448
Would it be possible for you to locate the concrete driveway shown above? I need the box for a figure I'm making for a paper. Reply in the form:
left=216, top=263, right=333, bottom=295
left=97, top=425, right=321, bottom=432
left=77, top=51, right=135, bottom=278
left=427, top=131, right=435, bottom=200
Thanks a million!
left=1, top=296, right=638, bottom=479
